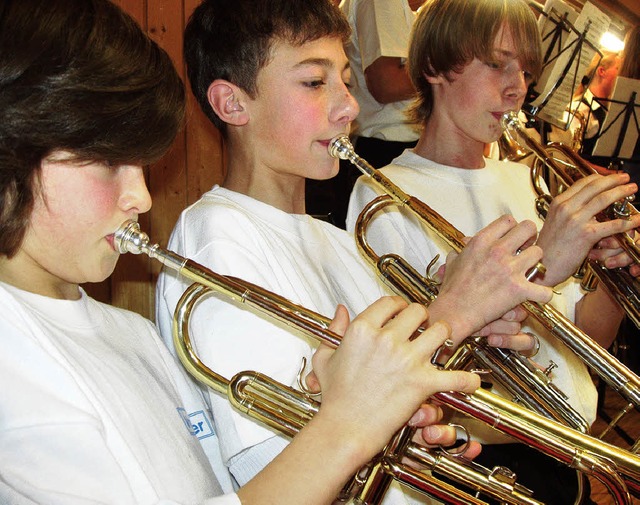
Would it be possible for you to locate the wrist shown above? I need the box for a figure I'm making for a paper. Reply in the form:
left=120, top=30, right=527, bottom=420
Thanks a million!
left=427, top=296, right=475, bottom=344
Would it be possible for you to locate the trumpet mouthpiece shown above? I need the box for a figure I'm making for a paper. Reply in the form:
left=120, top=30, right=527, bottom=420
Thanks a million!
left=501, top=111, right=520, bottom=130
left=328, top=135, right=353, bottom=160
left=114, top=220, right=149, bottom=255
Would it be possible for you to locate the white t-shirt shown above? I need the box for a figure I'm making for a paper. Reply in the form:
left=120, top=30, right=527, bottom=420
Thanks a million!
left=156, top=186, right=434, bottom=504
left=0, top=282, right=239, bottom=505
left=347, top=151, right=598, bottom=442
left=341, top=0, right=420, bottom=142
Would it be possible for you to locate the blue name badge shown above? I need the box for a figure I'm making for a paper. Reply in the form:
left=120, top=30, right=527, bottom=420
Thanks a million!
left=177, top=408, right=215, bottom=440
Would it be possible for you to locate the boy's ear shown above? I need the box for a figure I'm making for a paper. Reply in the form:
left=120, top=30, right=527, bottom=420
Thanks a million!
left=207, top=80, right=249, bottom=126
left=424, top=71, right=446, bottom=85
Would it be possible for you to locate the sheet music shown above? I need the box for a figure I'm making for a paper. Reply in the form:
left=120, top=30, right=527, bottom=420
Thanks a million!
left=593, top=76, right=640, bottom=159
left=530, top=0, right=609, bottom=128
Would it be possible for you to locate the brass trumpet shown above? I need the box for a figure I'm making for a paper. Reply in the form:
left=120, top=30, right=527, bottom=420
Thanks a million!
left=501, top=111, right=640, bottom=264
left=503, top=112, right=640, bottom=331
left=329, top=135, right=640, bottom=498
left=115, top=220, right=640, bottom=504
left=330, top=133, right=640, bottom=416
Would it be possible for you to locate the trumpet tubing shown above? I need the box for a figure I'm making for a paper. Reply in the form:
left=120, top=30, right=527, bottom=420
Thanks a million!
left=502, top=111, right=640, bottom=264
left=330, top=133, right=640, bottom=419
left=329, top=134, right=640, bottom=502
left=117, top=219, right=640, bottom=503
left=115, top=220, right=547, bottom=505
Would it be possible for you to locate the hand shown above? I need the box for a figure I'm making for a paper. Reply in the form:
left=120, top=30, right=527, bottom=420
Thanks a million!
left=476, top=306, right=539, bottom=355
left=536, top=173, right=640, bottom=286
left=408, top=403, right=482, bottom=461
left=308, top=298, right=480, bottom=461
left=590, top=233, right=640, bottom=277
left=428, top=215, right=553, bottom=344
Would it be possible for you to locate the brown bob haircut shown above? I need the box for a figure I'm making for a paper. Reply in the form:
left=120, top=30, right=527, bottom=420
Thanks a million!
left=407, top=0, right=542, bottom=123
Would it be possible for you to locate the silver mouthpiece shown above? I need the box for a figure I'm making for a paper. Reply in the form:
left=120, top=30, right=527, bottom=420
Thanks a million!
left=328, top=135, right=353, bottom=160
left=114, top=220, right=149, bottom=255
left=501, top=111, right=520, bottom=131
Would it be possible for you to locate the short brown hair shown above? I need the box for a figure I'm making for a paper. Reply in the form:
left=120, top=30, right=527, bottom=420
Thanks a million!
left=184, top=0, right=350, bottom=135
left=0, top=0, right=185, bottom=257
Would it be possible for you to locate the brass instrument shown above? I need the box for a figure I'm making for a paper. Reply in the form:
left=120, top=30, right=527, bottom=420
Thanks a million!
left=115, top=220, right=640, bottom=504
left=501, top=112, right=640, bottom=449
left=503, top=110, right=640, bottom=328
left=115, top=220, right=539, bottom=505
left=354, top=194, right=589, bottom=432
left=329, top=134, right=640, bottom=495
left=502, top=111, right=640, bottom=264
left=329, top=134, right=640, bottom=414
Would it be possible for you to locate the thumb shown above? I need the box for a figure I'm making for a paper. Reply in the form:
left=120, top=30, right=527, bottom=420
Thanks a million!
left=328, top=304, right=350, bottom=336
left=306, top=305, right=351, bottom=391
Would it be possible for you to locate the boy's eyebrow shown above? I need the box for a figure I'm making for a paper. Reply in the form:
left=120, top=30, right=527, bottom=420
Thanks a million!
left=293, top=57, right=351, bottom=72
left=493, top=48, right=518, bottom=59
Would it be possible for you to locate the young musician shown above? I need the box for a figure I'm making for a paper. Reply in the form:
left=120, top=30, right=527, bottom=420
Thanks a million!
left=0, top=1, right=486, bottom=503
left=156, top=1, right=554, bottom=502
left=347, top=0, right=640, bottom=502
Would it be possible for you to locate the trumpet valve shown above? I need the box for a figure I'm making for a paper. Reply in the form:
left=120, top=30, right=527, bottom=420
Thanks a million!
left=543, top=360, right=558, bottom=377
left=611, top=195, right=635, bottom=220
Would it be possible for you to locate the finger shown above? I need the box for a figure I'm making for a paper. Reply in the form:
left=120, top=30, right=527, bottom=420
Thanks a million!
left=409, top=319, right=454, bottom=359
left=309, top=343, right=334, bottom=388
left=593, top=243, right=636, bottom=268
left=433, top=263, right=446, bottom=284
left=350, top=296, right=409, bottom=330
left=423, top=368, right=481, bottom=395
left=408, top=403, right=443, bottom=427
left=304, top=370, right=321, bottom=392
left=496, top=218, right=539, bottom=253
left=379, top=302, right=430, bottom=342
left=506, top=306, right=528, bottom=322
left=487, top=332, right=537, bottom=353
left=420, top=428, right=483, bottom=460
left=590, top=214, right=640, bottom=241
left=512, top=243, right=544, bottom=273
left=469, top=215, right=528, bottom=249
left=475, top=320, right=521, bottom=337
left=556, top=173, right=631, bottom=208
left=421, top=424, right=457, bottom=446
left=461, top=440, right=482, bottom=460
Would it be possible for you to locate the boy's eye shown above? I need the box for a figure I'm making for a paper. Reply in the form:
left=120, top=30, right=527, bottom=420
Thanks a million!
left=486, top=60, right=504, bottom=70
left=304, top=79, right=326, bottom=88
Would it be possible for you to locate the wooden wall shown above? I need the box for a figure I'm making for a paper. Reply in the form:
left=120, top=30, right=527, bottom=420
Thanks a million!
left=84, top=0, right=226, bottom=321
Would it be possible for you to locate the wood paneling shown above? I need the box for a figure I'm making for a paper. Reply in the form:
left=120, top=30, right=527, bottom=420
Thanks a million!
left=84, top=0, right=225, bottom=321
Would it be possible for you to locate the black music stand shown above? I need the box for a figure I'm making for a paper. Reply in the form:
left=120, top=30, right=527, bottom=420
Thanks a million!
left=591, top=90, right=640, bottom=165
left=524, top=3, right=604, bottom=131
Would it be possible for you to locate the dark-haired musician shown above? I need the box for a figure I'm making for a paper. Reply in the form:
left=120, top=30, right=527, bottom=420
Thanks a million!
left=156, top=0, right=555, bottom=502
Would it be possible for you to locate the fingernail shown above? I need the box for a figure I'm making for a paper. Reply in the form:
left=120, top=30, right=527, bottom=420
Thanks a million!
left=424, top=425, right=442, bottom=439
left=487, top=335, right=502, bottom=347
left=408, top=410, right=424, bottom=426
